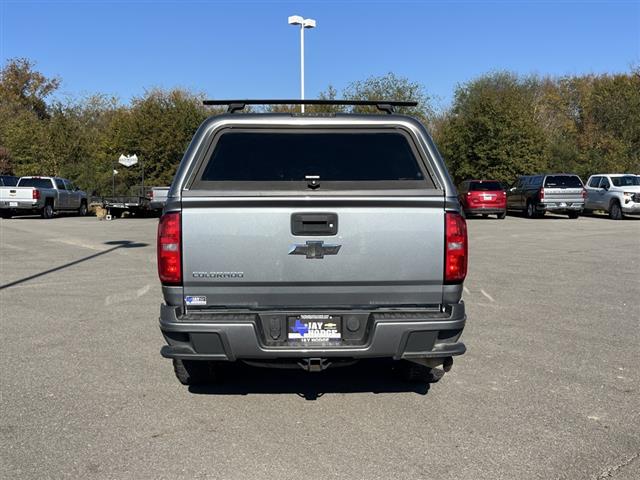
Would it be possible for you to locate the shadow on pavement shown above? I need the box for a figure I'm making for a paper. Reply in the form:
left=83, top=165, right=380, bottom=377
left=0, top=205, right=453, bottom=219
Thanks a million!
left=507, top=211, right=580, bottom=220
left=0, top=240, right=148, bottom=290
left=188, top=359, right=433, bottom=400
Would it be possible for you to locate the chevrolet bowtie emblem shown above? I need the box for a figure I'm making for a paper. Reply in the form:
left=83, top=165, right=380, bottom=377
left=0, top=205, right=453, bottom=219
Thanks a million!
left=289, top=240, right=341, bottom=259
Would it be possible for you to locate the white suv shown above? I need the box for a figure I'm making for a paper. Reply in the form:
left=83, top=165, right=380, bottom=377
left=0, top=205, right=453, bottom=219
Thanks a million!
left=584, top=174, right=640, bottom=219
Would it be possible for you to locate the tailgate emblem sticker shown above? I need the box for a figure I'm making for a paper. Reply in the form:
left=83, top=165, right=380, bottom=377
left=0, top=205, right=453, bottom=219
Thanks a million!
left=289, top=241, right=341, bottom=259
left=185, top=296, right=207, bottom=306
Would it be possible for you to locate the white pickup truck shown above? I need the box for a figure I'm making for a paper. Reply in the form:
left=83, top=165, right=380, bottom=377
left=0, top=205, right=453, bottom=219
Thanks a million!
left=0, top=176, right=88, bottom=219
left=584, top=174, right=640, bottom=219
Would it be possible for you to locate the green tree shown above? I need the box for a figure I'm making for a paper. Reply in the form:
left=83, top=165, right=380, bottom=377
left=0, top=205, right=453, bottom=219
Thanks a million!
left=581, top=72, right=640, bottom=174
left=535, top=72, right=640, bottom=178
left=342, top=72, right=434, bottom=124
left=102, top=89, right=212, bottom=194
left=0, top=106, right=51, bottom=176
left=265, top=73, right=433, bottom=121
left=436, top=72, right=547, bottom=185
left=3, top=55, right=638, bottom=195
left=0, top=58, right=59, bottom=176
left=0, top=147, right=13, bottom=174
left=0, top=58, right=60, bottom=119
left=47, top=94, right=121, bottom=193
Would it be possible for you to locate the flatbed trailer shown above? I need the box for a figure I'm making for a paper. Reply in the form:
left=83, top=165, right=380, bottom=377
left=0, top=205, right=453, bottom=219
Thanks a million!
left=98, top=195, right=152, bottom=219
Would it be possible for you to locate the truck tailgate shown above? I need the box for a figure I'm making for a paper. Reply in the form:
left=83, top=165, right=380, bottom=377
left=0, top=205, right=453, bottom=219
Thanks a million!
left=0, top=187, right=35, bottom=201
left=181, top=203, right=444, bottom=308
left=543, top=187, right=584, bottom=204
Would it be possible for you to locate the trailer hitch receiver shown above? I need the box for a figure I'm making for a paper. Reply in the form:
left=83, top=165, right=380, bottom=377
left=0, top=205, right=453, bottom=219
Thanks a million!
left=298, top=358, right=331, bottom=372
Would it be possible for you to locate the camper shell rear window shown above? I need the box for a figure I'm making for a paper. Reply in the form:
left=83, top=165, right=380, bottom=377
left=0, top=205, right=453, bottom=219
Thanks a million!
left=190, top=129, right=436, bottom=191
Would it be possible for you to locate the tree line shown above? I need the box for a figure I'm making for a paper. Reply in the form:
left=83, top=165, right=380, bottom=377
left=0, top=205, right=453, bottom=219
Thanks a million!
left=1, top=58, right=638, bottom=194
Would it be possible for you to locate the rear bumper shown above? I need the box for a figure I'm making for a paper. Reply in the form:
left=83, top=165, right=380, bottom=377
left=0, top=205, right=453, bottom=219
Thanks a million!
left=464, top=207, right=505, bottom=215
left=0, top=200, right=40, bottom=210
left=159, top=303, right=466, bottom=362
left=538, top=202, right=583, bottom=212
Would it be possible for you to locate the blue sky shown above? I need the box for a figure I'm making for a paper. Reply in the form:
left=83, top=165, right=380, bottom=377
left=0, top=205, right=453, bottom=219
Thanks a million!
left=1, top=1, right=638, bottom=109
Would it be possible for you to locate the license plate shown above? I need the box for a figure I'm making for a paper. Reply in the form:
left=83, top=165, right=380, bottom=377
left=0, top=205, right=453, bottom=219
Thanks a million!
left=559, top=202, right=567, bottom=207
left=482, top=194, right=494, bottom=201
left=288, top=314, right=341, bottom=343
left=9, top=202, right=18, bottom=207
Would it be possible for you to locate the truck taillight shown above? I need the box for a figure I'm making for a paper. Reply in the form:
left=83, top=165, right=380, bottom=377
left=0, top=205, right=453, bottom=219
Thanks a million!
left=445, top=212, right=468, bottom=284
left=581, top=188, right=587, bottom=199
left=538, top=188, right=545, bottom=201
left=157, top=212, right=181, bottom=285
left=32, top=189, right=40, bottom=200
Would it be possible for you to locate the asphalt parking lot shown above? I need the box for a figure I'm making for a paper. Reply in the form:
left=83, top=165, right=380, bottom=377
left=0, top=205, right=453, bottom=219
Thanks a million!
left=1, top=213, right=638, bottom=480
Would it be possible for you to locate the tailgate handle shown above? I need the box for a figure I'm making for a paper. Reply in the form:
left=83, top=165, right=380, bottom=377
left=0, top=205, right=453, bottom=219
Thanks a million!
left=291, top=212, right=338, bottom=236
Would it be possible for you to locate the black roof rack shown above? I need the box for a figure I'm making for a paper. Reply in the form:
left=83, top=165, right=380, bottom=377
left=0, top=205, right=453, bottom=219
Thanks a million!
left=201, top=99, right=418, bottom=114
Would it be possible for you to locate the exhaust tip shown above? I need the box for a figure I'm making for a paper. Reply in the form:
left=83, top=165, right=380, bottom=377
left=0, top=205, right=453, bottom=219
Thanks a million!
left=442, top=357, right=454, bottom=372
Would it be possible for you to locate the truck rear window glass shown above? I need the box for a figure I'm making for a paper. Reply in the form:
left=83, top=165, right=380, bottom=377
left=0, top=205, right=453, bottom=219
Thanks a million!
left=469, top=181, right=503, bottom=191
left=611, top=175, right=640, bottom=187
left=544, top=176, right=583, bottom=188
left=17, top=178, right=54, bottom=189
left=1, top=176, right=18, bottom=186
left=200, top=132, right=426, bottom=183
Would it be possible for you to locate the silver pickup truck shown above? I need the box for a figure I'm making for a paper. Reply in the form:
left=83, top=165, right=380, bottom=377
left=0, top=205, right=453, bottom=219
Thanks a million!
left=507, top=174, right=585, bottom=218
left=157, top=100, right=468, bottom=386
left=584, top=174, right=640, bottom=219
left=0, top=176, right=88, bottom=219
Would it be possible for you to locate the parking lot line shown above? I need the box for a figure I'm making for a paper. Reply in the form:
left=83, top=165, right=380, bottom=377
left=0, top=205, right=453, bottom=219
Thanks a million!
left=480, top=289, right=495, bottom=302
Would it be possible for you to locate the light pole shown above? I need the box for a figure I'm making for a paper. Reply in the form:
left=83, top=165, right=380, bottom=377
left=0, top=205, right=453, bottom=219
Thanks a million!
left=288, top=15, right=316, bottom=113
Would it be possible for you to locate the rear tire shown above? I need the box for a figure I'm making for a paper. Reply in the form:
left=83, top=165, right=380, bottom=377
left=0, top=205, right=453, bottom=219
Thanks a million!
left=172, top=359, right=217, bottom=385
left=41, top=202, right=54, bottom=219
left=526, top=201, right=537, bottom=219
left=568, top=211, right=579, bottom=219
left=397, top=361, right=443, bottom=383
left=78, top=201, right=88, bottom=216
left=497, top=212, right=506, bottom=219
left=0, top=210, right=12, bottom=219
left=609, top=202, right=623, bottom=220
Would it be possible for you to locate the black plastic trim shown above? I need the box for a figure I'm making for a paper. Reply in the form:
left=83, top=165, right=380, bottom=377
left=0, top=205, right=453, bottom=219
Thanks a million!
left=291, top=212, right=338, bottom=236
left=202, top=99, right=418, bottom=114
left=159, top=303, right=466, bottom=361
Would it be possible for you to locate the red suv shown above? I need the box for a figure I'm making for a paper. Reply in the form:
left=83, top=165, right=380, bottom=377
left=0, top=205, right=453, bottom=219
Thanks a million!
left=458, top=180, right=506, bottom=219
